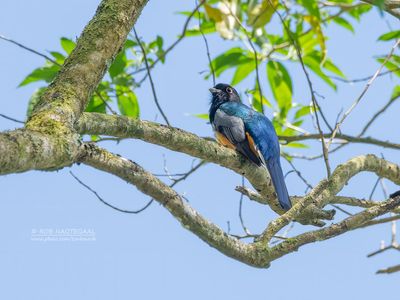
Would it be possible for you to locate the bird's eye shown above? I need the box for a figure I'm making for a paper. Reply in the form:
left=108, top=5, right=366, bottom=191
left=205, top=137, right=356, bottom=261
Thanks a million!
left=226, top=87, right=233, bottom=94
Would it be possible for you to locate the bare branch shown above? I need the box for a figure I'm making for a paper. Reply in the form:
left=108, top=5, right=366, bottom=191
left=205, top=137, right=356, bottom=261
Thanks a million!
left=196, top=0, right=216, bottom=86
left=0, top=34, right=58, bottom=64
left=70, top=170, right=153, bottom=213
left=258, top=155, right=400, bottom=243
left=0, top=113, right=24, bottom=124
left=78, top=143, right=400, bottom=268
left=360, top=93, right=400, bottom=136
left=331, top=68, right=400, bottom=84
left=280, top=133, right=400, bottom=150
left=79, top=144, right=262, bottom=267
left=328, top=39, right=400, bottom=148
left=133, top=0, right=206, bottom=78
left=377, top=264, right=400, bottom=274
left=133, top=27, right=171, bottom=126
left=77, top=112, right=335, bottom=223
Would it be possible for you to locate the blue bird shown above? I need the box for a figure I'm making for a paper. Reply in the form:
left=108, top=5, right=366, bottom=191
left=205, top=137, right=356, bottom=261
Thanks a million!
left=209, top=83, right=291, bottom=210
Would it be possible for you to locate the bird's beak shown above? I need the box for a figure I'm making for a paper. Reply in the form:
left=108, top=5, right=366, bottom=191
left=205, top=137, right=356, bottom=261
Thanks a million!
left=209, top=87, right=220, bottom=94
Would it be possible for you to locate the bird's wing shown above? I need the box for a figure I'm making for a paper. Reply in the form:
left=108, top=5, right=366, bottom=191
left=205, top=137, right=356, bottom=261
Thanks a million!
left=213, top=109, right=263, bottom=166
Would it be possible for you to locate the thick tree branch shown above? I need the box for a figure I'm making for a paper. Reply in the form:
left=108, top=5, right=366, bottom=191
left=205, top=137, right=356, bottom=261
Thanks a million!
left=0, top=0, right=150, bottom=176
left=77, top=112, right=335, bottom=223
left=0, top=129, right=80, bottom=175
left=79, top=144, right=263, bottom=267
left=258, top=155, right=400, bottom=243
left=77, top=113, right=276, bottom=203
left=28, top=0, right=149, bottom=133
left=266, top=195, right=400, bottom=262
left=78, top=143, right=400, bottom=268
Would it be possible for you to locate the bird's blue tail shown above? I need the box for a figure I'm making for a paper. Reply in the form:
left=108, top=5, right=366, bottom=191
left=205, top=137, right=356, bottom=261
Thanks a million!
left=266, top=158, right=291, bottom=210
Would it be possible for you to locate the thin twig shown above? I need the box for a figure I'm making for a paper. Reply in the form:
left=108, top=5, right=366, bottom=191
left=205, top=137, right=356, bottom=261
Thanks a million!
left=363, top=214, right=400, bottom=228
left=69, top=171, right=153, bottom=214
left=0, top=113, right=24, bottom=124
left=280, top=133, right=400, bottom=150
left=96, top=91, right=117, bottom=115
left=1, top=34, right=116, bottom=116
left=196, top=0, right=216, bottom=86
left=133, top=27, right=171, bottom=126
left=170, top=160, right=205, bottom=187
left=376, top=264, right=400, bottom=274
left=238, top=176, right=251, bottom=235
left=132, top=0, right=206, bottom=77
left=269, top=0, right=331, bottom=177
left=0, top=34, right=58, bottom=65
left=331, top=68, right=400, bottom=84
left=369, top=177, right=381, bottom=200
left=360, top=93, right=400, bottom=136
left=222, top=1, right=264, bottom=114
left=328, top=39, right=400, bottom=148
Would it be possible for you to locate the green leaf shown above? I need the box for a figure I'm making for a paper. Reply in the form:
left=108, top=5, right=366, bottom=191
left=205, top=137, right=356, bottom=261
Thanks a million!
left=85, top=94, right=107, bottom=114
left=60, top=37, right=76, bottom=55
left=50, top=51, right=66, bottom=65
left=27, top=87, right=46, bottom=117
left=294, top=105, right=312, bottom=120
left=323, top=59, right=346, bottom=78
left=19, top=64, right=60, bottom=87
left=300, top=0, right=321, bottom=19
left=267, top=61, right=293, bottom=117
left=376, top=57, right=400, bottom=77
left=378, top=30, right=400, bottom=41
left=193, top=113, right=209, bottom=121
left=299, top=31, right=319, bottom=55
left=285, top=142, right=309, bottom=149
left=347, top=4, right=372, bottom=21
left=116, top=86, right=140, bottom=118
left=109, top=51, right=127, bottom=79
left=333, top=17, right=355, bottom=33
left=204, top=4, right=224, bottom=22
left=303, top=54, right=337, bottom=89
left=185, top=21, right=216, bottom=37
left=248, top=84, right=271, bottom=113
left=231, top=62, right=256, bottom=85
left=210, top=48, right=253, bottom=77
left=247, top=0, right=277, bottom=28
left=304, top=15, right=326, bottom=63
left=125, top=39, right=137, bottom=48
left=204, top=1, right=237, bottom=39
left=391, top=85, right=400, bottom=100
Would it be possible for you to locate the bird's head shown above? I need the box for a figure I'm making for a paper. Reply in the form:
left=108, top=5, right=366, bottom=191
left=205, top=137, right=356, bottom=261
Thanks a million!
left=209, top=83, right=241, bottom=105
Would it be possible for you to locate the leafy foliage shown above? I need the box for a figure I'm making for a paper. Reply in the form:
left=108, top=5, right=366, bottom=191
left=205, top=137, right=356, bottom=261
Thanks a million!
left=19, top=37, right=164, bottom=119
left=186, top=0, right=371, bottom=136
left=20, top=0, right=390, bottom=150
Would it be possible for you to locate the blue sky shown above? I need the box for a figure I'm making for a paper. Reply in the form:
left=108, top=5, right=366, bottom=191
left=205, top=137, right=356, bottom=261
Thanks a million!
left=0, top=1, right=399, bottom=299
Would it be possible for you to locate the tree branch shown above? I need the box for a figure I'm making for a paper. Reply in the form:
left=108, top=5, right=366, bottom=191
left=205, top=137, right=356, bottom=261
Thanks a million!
left=362, top=0, right=400, bottom=19
left=79, top=144, right=263, bottom=267
left=77, top=112, right=335, bottom=223
left=78, top=143, right=400, bottom=268
left=28, top=0, right=149, bottom=132
left=377, top=264, right=400, bottom=274
left=0, top=129, right=79, bottom=175
left=0, top=0, right=150, bottom=176
left=279, top=133, right=400, bottom=150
